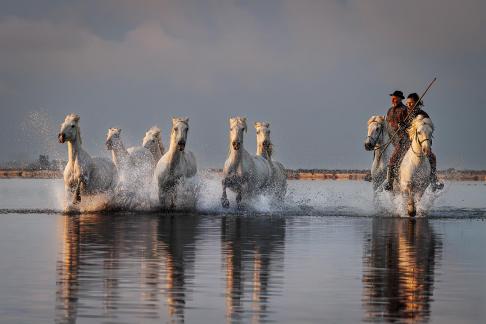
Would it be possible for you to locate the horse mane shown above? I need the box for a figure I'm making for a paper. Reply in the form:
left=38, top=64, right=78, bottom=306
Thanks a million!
left=407, top=115, right=434, bottom=139
left=367, top=115, right=385, bottom=125
left=147, top=126, right=161, bottom=136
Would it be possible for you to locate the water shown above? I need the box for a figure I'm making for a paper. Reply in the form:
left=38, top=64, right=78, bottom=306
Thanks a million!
left=0, top=179, right=485, bottom=323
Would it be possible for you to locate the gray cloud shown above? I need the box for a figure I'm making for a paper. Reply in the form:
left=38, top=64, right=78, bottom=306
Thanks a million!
left=0, top=0, right=485, bottom=169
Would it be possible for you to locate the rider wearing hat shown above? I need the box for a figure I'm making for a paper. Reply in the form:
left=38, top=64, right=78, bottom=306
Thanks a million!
left=384, top=90, right=408, bottom=191
left=404, top=93, right=444, bottom=191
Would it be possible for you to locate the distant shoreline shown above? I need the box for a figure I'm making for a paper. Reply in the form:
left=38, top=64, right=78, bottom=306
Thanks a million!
left=1, top=169, right=485, bottom=181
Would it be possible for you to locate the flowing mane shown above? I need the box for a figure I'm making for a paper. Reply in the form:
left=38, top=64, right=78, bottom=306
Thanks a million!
left=407, top=115, right=434, bottom=139
left=367, top=115, right=385, bottom=125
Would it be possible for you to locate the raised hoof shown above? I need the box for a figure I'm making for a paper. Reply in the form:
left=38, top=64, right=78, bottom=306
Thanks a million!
left=221, top=198, right=230, bottom=209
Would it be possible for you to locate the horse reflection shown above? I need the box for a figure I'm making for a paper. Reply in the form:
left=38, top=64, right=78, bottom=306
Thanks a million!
left=55, top=214, right=199, bottom=323
left=362, top=218, right=442, bottom=322
left=221, top=216, right=286, bottom=323
left=156, top=214, right=199, bottom=321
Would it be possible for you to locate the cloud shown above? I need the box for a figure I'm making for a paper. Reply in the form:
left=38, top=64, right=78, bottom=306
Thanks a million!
left=0, top=0, right=485, bottom=168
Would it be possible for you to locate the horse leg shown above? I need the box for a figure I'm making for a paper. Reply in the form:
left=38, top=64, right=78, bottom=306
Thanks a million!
left=406, top=183, right=416, bottom=217
left=73, top=179, right=82, bottom=205
left=221, top=178, right=230, bottom=209
left=170, top=189, right=177, bottom=209
left=236, top=190, right=242, bottom=208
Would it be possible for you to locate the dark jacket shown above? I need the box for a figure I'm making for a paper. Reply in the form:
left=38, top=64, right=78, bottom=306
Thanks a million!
left=386, top=102, right=408, bottom=144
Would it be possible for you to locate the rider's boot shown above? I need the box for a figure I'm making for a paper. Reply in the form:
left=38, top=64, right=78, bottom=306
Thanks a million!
left=430, top=170, right=444, bottom=192
left=384, top=166, right=395, bottom=192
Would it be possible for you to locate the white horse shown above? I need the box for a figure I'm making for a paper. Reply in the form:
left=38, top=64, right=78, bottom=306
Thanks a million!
left=58, top=114, right=116, bottom=209
left=154, top=118, right=197, bottom=208
left=364, top=116, right=393, bottom=191
left=398, top=116, right=434, bottom=217
left=142, top=126, right=165, bottom=165
left=105, top=127, right=154, bottom=199
left=221, top=117, right=272, bottom=209
left=254, top=122, right=287, bottom=201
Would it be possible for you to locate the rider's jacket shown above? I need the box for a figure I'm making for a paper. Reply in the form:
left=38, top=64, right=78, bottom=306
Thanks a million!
left=386, top=102, right=408, bottom=145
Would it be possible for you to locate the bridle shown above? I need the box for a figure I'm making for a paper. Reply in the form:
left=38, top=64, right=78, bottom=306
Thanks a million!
left=366, top=121, right=384, bottom=151
left=411, top=128, right=432, bottom=158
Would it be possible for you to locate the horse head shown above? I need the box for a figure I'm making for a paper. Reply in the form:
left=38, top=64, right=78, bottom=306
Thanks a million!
left=255, top=121, right=272, bottom=157
left=58, top=113, right=81, bottom=144
left=105, top=127, right=122, bottom=150
left=171, top=117, right=189, bottom=151
left=229, top=117, right=247, bottom=151
left=143, top=126, right=164, bottom=156
left=364, top=115, right=385, bottom=151
left=408, top=116, right=434, bottom=156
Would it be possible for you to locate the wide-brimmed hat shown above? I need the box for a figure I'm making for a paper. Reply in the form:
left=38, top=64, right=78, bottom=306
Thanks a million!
left=389, top=90, right=404, bottom=99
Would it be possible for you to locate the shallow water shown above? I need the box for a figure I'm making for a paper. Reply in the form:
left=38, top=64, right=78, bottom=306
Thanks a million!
left=0, top=179, right=485, bottom=323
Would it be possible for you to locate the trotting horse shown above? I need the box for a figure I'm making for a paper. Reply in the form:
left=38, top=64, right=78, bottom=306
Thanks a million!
left=398, top=115, right=434, bottom=217
left=364, top=116, right=393, bottom=191
left=58, top=114, right=116, bottom=209
left=154, top=117, right=197, bottom=208
left=105, top=127, right=154, bottom=204
left=254, top=121, right=287, bottom=201
left=221, top=117, right=272, bottom=209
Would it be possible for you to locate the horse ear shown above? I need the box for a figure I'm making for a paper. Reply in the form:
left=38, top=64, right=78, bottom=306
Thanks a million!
left=183, top=117, right=189, bottom=123
left=254, top=122, right=259, bottom=128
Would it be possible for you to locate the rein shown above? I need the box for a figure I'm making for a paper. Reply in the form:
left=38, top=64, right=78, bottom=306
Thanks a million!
left=367, top=122, right=384, bottom=151
left=411, top=130, right=431, bottom=158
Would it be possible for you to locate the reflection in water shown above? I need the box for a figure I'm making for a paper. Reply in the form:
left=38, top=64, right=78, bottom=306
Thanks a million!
left=362, top=218, right=442, bottom=323
left=221, top=216, right=286, bottom=323
left=55, top=214, right=199, bottom=323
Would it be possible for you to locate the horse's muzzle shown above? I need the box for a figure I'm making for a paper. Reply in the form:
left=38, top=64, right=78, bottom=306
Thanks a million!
left=58, top=133, right=65, bottom=143
left=178, top=141, right=186, bottom=151
left=232, top=141, right=240, bottom=150
left=364, top=141, right=373, bottom=151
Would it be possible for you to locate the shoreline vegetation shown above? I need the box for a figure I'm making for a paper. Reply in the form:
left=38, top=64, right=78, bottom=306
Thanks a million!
left=1, top=168, right=485, bottom=181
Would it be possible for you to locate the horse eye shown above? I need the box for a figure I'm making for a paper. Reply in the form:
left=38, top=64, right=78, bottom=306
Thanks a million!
left=71, top=125, right=75, bottom=128
left=257, top=130, right=260, bottom=134
left=174, top=127, right=178, bottom=131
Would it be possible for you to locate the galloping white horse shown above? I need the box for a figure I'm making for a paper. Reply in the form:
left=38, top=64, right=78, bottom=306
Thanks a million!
left=58, top=114, right=116, bottom=208
left=254, top=122, right=287, bottom=201
left=221, top=117, right=272, bottom=209
left=142, top=126, right=165, bottom=165
left=105, top=127, right=154, bottom=191
left=154, top=118, right=197, bottom=208
left=398, top=115, right=434, bottom=217
left=364, top=116, right=393, bottom=191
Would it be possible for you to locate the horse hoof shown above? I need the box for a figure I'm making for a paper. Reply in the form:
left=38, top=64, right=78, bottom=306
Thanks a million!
left=408, top=209, right=416, bottom=217
left=221, top=198, right=230, bottom=209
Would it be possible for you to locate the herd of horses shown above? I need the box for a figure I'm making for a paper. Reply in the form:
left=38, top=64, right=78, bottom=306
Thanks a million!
left=58, top=114, right=286, bottom=212
left=58, top=112, right=437, bottom=216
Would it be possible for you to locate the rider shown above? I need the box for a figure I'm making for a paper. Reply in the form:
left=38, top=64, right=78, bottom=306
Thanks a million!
left=404, top=93, right=444, bottom=191
left=384, top=90, right=408, bottom=191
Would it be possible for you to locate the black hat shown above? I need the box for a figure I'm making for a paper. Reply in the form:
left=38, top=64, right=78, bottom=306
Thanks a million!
left=389, top=90, right=404, bottom=99
left=407, top=92, right=423, bottom=106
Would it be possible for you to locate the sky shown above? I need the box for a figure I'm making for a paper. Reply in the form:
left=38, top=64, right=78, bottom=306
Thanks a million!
left=0, top=0, right=485, bottom=169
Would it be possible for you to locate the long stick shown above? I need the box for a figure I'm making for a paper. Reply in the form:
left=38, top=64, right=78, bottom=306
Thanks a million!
left=380, top=77, right=437, bottom=154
